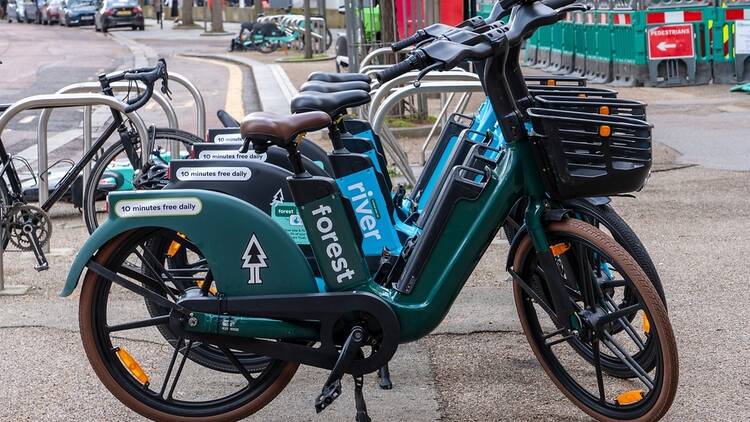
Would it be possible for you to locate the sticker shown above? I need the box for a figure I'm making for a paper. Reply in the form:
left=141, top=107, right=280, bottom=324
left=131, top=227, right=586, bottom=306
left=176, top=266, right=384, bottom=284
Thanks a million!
left=270, top=188, right=285, bottom=206
left=114, top=197, right=202, bottom=218
left=241, top=234, right=268, bottom=284
left=174, top=166, right=252, bottom=181
left=736, top=21, right=750, bottom=55
left=272, top=202, right=309, bottom=245
left=197, top=150, right=267, bottom=161
left=214, top=133, right=243, bottom=143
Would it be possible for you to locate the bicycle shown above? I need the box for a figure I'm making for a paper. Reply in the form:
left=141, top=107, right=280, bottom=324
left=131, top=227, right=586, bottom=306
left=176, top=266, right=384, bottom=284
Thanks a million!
left=0, top=59, right=201, bottom=270
left=62, top=0, right=678, bottom=420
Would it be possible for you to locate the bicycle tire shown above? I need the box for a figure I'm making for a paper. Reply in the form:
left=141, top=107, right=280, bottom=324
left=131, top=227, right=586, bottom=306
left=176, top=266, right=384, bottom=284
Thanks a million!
left=82, top=127, right=202, bottom=233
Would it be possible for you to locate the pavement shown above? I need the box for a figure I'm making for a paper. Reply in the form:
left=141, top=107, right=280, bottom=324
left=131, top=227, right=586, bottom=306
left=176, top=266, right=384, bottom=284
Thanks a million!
left=0, top=17, right=749, bottom=422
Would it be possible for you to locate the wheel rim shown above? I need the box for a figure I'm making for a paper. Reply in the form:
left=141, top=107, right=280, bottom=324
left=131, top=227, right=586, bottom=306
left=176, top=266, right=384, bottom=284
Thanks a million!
left=515, top=230, right=671, bottom=419
left=81, top=229, right=293, bottom=418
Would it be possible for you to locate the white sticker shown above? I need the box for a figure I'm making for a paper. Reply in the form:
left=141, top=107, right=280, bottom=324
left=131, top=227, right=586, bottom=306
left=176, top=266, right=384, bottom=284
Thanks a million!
left=270, top=188, right=285, bottom=206
left=114, top=197, right=203, bottom=218
left=241, top=234, right=268, bottom=284
left=198, top=150, right=267, bottom=161
left=736, top=21, right=750, bottom=55
left=175, top=166, right=252, bottom=181
left=214, top=133, right=243, bottom=143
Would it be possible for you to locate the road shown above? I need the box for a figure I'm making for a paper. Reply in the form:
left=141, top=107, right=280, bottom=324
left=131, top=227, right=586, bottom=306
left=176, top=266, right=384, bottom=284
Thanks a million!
left=0, top=18, right=749, bottom=422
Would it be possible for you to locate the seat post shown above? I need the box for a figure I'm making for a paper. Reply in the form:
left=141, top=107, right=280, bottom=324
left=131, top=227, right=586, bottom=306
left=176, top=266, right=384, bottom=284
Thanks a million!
left=328, top=113, right=351, bottom=153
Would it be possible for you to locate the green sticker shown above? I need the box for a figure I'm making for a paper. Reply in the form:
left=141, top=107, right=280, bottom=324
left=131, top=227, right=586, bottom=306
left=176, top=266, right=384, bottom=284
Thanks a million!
left=272, top=202, right=309, bottom=245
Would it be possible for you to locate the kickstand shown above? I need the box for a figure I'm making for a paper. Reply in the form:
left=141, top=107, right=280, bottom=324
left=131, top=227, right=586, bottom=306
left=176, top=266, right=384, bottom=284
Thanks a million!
left=353, top=374, right=371, bottom=422
left=377, top=364, right=393, bottom=390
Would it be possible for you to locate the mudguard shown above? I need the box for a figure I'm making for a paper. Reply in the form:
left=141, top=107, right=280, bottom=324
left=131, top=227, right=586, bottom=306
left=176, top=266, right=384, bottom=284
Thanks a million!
left=61, top=189, right=318, bottom=297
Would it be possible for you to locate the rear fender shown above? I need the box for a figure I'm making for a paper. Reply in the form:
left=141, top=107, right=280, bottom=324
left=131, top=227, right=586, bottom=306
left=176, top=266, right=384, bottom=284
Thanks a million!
left=61, top=189, right=318, bottom=297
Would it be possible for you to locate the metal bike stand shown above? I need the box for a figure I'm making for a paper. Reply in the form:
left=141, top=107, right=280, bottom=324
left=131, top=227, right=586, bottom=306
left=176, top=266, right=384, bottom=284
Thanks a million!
left=0, top=93, right=149, bottom=295
left=169, top=72, right=206, bottom=138
left=39, top=82, right=178, bottom=190
left=370, top=81, right=485, bottom=184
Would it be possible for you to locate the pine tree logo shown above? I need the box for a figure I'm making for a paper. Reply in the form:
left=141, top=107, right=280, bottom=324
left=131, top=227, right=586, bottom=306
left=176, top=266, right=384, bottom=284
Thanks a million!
left=241, top=234, right=268, bottom=284
left=270, top=188, right=285, bottom=206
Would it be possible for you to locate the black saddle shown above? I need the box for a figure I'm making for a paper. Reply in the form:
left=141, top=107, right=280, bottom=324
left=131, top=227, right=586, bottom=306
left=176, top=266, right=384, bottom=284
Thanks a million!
left=291, top=90, right=371, bottom=118
left=300, top=80, right=371, bottom=94
left=308, top=71, right=371, bottom=84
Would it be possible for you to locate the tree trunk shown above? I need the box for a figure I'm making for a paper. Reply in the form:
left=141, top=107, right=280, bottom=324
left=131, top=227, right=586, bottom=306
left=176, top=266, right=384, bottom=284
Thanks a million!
left=211, top=0, right=223, bottom=32
left=303, top=0, right=312, bottom=58
left=181, top=0, right=194, bottom=25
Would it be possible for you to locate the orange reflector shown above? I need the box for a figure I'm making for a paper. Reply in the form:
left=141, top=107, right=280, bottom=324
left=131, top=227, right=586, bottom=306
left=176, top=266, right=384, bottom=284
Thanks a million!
left=599, top=125, right=611, bottom=137
left=546, top=79, right=556, bottom=86
left=578, top=93, right=587, bottom=98
left=550, top=242, right=571, bottom=256
left=642, top=312, right=651, bottom=334
left=167, top=233, right=187, bottom=257
left=615, top=389, right=644, bottom=405
left=116, top=347, right=150, bottom=386
left=196, top=280, right=218, bottom=296
left=599, top=105, right=610, bottom=115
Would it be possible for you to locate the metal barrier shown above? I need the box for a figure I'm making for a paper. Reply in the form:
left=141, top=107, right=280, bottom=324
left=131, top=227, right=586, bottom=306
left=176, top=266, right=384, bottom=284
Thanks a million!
left=38, top=82, right=178, bottom=185
left=370, top=81, right=485, bottom=184
left=169, top=72, right=206, bottom=138
left=0, top=93, right=148, bottom=295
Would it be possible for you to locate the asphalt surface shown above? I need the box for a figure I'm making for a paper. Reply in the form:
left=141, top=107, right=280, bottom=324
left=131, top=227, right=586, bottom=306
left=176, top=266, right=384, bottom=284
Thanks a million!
left=0, top=18, right=749, bottom=422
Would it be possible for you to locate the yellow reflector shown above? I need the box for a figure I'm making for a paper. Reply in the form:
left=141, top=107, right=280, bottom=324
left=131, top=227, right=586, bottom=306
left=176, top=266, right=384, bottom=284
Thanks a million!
left=116, top=347, right=150, bottom=386
left=615, top=389, right=644, bottom=405
left=642, top=312, right=651, bottom=334
left=599, top=125, right=611, bottom=137
left=167, top=232, right=187, bottom=257
left=546, top=79, right=556, bottom=86
left=196, top=280, right=218, bottom=296
left=550, top=242, right=571, bottom=256
left=599, top=105, right=610, bottom=115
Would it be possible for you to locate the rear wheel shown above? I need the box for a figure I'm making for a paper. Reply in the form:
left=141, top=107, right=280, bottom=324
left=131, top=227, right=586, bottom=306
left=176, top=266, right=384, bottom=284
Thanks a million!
left=513, top=219, right=678, bottom=421
left=78, top=229, right=297, bottom=421
left=82, top=127, right=202, bottom=233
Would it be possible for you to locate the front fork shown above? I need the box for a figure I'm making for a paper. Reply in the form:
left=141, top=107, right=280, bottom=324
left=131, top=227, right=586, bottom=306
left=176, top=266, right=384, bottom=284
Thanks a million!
left=523, top=197, right=581, bottom=332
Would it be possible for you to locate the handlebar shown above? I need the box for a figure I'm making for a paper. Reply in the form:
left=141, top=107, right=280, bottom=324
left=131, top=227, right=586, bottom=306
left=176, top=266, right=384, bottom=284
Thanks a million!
left=374, top=53, right=426, bottom=83
left=100, top=58, right=171, bottom=113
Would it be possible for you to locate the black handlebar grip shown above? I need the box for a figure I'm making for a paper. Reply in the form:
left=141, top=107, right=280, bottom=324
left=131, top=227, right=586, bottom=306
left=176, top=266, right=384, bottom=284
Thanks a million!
left=391, top=31, right=427, bottom=52
left=374, top=58, right=417, bottom=83
left=541, top=0, right=577, bottom=9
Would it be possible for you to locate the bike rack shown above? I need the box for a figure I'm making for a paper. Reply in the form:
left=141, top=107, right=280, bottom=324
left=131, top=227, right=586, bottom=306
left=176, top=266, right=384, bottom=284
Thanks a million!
left=169, top=72, right=206, bottom=138
left=360, top=46, right=413, bottom=71
left=0, top=93, right=149, bottom=296
left=370, top=81, right=485, bottom=184
left=38, top=82, right=178, bottom=188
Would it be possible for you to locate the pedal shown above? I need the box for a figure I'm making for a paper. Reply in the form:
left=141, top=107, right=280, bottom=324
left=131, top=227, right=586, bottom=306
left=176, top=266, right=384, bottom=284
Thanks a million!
left=377, top=364, right=393, bottom=390
left=314, top=326, right=366, bottom=414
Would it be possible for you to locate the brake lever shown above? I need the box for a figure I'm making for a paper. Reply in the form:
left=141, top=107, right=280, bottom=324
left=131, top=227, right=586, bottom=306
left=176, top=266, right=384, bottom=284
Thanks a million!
left=414, top=62, right=443, bottom=87
left=161, top=78, right=172, bottom=100
left=556, top=3, right=590, bottom=13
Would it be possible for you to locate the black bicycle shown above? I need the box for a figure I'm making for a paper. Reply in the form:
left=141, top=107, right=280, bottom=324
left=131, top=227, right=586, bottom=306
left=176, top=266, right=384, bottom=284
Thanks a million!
left=0, top=59, right=202, bottom=270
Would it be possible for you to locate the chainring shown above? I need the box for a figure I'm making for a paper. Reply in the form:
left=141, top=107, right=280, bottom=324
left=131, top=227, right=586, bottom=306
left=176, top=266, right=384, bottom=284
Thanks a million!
left=7, top=204, right=52, bottom=252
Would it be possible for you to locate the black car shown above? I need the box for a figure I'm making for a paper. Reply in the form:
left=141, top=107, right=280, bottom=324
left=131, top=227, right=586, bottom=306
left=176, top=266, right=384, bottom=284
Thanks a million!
left=94, top=0, right=143, bottom=32
left=61, top=0, right=96, bottom=26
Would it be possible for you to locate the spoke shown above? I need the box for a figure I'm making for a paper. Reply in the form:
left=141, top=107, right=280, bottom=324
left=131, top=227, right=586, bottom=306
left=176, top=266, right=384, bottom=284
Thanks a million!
left=600, top=279, right=628, bottom=289
left=574, top=243, right=597, bottom=309
left=600, top=303, right=643, bottom=326
left=159, top=337, right=183, bottom=398
left=545, top=334, right=575, bottom=348
left=106, top=315, right=170, bottom=333
left=603, top=297, right=646, bottom=351
left=219, top=345, right=255, bottom=383
left=167, top=340, right=194, bottom=401
left=592, top=338, right=606, bottom=403
left=87, top=261, right=180, bottom=311
left=134, top=245, right=178, bottom=301
left=118, top=263, right=181, bottom=297
left=602, top=333, right=654, bottom=390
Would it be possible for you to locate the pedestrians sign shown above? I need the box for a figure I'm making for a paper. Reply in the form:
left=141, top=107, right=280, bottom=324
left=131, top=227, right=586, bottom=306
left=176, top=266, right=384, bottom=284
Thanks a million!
left=647, top=24, right=695, bottom=60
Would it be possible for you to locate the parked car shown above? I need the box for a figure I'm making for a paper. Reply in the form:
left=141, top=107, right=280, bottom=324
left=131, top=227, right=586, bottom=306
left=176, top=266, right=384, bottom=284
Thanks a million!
left=23, top=0, right=42, bottom=23
left=6, top=0, right=26, bottom=22
left=40, top=0, right=63, bottom=24
left=94, top=0, right=143, bottom=32
left=61, top=0, right=95, bottom=26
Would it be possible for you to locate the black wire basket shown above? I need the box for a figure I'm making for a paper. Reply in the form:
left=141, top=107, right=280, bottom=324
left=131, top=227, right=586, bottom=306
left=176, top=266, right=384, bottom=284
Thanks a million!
left=534, top=96, right=647, bottom=120
left=528, top=85, right=619, bottom=99
left=526, top=108, right=653, bottom=200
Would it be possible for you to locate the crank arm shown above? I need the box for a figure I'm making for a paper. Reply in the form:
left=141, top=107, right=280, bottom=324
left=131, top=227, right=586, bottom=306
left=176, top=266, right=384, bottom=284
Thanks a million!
left=26, top=231, right=49, bottom=272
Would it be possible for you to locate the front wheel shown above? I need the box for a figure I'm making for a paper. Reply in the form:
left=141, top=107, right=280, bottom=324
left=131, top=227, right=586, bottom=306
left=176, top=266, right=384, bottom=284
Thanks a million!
left=82, top=127, right=202, bottom=233
left=513, top=219, right=678, bottom=421
left=78, top=229, right=297, bottom=421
